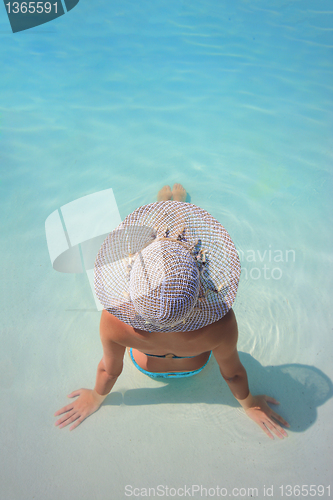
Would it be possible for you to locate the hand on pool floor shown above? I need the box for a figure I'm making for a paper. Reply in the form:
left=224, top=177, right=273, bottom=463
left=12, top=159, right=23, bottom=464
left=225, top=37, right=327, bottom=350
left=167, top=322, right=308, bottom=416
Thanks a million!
left=54, top=389, right=106, bottom=431
left=244, top=395, right=290, bottom=440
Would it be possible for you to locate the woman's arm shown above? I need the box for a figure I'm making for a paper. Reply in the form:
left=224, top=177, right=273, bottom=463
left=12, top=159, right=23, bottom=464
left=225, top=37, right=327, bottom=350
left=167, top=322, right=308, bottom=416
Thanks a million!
left=212, top=312, right=289, bottom=439
left=54, top=316, right=126, bottom=431
left=94, top=335, right=126, bottom=396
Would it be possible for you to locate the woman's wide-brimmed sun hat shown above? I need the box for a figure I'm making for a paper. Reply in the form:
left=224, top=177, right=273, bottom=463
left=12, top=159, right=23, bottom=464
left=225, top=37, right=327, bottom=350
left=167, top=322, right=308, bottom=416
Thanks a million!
left=94, top=201, right=241, bottom=332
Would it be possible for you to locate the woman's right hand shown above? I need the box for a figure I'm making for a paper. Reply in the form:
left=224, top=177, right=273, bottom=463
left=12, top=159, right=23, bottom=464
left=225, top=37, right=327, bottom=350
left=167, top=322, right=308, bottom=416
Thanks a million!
left=54, top=388, right=107, bottom=431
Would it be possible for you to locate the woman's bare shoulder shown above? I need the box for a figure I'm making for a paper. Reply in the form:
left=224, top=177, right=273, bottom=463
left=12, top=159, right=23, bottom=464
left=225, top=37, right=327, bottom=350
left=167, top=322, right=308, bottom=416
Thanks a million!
left=204, top=309, right=238, bottom=350
left=99, top=309, right=134, bottom=344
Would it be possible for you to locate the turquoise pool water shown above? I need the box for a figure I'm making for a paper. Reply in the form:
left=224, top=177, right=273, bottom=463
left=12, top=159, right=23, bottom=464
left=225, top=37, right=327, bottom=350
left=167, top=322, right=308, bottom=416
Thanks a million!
left=1, top=1, right=332, bottom=499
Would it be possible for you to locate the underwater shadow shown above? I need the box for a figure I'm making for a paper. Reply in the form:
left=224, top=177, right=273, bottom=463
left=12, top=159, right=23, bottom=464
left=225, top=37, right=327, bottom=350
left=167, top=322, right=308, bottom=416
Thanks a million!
left=104, top=352, right=333, bottom=433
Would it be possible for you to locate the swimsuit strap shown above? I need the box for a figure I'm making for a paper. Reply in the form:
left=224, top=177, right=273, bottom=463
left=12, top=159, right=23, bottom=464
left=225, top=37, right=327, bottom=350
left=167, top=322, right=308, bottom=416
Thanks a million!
left=144, top=352, right=197, bottom=359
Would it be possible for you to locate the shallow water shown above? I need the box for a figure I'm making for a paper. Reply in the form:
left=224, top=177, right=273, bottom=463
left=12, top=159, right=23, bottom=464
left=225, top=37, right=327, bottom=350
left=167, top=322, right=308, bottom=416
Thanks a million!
left=0, top=1, right=332, bottom=499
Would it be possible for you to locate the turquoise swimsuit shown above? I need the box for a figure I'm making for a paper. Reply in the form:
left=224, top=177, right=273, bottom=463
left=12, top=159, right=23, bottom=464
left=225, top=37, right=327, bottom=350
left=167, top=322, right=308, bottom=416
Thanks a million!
left=129, top=348, right=212, bottom=379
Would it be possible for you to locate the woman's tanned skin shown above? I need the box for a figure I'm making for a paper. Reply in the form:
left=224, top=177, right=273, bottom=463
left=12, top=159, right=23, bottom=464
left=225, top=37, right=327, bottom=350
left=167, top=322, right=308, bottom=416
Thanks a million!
left=55, top=184, right=290, bottom=439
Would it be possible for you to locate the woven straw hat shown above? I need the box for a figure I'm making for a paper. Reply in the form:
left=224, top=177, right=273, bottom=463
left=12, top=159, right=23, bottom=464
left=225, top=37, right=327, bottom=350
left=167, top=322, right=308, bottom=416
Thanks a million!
left=94, top=201, right=240, bottom=332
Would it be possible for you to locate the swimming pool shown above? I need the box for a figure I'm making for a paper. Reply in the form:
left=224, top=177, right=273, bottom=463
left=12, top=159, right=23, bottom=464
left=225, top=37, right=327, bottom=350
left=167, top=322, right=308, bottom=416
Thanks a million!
left=1, top=1, right=332, bottom=499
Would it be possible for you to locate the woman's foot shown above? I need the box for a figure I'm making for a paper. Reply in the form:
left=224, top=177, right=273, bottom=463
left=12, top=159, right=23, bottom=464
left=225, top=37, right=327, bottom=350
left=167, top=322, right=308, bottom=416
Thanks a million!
left=157, top=185, right=172, bottom=201
left=172, top=183, right=187, bottom=202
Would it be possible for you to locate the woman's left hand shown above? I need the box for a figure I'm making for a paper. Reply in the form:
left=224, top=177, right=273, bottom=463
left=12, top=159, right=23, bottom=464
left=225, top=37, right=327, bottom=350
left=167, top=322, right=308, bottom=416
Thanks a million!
left=244, top=395, right=290, bottom=439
